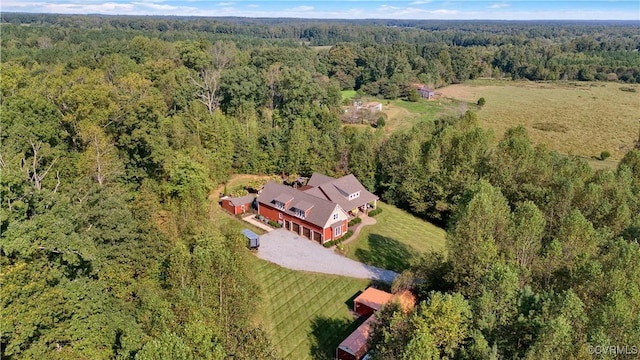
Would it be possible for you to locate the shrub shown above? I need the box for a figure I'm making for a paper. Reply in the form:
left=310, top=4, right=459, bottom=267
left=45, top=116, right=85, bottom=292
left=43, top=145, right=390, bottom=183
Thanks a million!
left=477, top=97, right=486, bottom=106
left=368, top=208, right=383, bottom=217
left=267, top=220, right=282, bottom=228
left=323, top=230, right=354, bottom=247
left=600, top=150, right=611, bottom=160
left=348, top=217, right=362, bottom=227
left=375, top=116, right=386, bottom=128
left=408, top=88, right=420, bottom=102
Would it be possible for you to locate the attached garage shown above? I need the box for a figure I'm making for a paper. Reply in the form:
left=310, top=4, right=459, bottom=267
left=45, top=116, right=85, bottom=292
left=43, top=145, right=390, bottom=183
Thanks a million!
left=302, top=227, right=311, bottom=239
left=291, top=222, right=300, bottom=234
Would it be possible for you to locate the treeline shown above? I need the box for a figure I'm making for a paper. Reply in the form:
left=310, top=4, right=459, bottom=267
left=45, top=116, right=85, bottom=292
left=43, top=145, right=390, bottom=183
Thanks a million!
left=365, top=115, right=640, bottom=359
left=2, top=14, right=640, bottom=86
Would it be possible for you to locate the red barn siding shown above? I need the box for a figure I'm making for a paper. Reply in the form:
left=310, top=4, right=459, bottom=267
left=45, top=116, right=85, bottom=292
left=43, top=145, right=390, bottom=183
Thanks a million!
left=221, top=199, right=251, bottom=215
left=258, top=203, right=347, bottom=244
left=336, top=348, right=357, bottom=360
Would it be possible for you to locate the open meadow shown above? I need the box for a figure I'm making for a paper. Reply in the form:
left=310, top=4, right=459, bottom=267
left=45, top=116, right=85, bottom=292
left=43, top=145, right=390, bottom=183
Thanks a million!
left=438, top=80, right=639, bottom=160
left=249, top=257, right=370, bottom=360
left=344, top=202, right=447, bottom=273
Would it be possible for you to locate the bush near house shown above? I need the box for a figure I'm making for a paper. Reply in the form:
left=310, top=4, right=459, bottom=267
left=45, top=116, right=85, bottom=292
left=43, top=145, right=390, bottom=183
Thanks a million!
left=267, top=220, right=282, bottom=228
left=323, top=230, right=354, bottom=248
left=348, top=217, right=362, bottom=227
left=368, top=208, right=383, bottom=217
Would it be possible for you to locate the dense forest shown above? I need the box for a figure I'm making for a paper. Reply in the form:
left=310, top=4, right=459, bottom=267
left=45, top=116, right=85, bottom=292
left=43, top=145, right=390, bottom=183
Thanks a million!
left=1, top=14, right=639, bottom=359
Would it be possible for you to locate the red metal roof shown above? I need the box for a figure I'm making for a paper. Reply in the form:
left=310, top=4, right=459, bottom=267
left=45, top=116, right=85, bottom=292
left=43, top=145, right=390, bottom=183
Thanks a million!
left=338, top=315, right=376, bottom=357
left=354, top=288, right=394, bottom=312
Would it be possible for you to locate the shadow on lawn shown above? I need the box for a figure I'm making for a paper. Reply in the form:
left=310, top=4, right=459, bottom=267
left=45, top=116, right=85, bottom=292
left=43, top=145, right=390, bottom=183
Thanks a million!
left=309, top=315, right=367, bottom=360
left=354, top=233, right=417, bottom=272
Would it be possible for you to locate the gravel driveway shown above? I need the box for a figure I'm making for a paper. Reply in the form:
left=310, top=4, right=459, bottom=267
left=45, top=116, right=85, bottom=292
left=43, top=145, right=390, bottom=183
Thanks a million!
left=257, top=229, right=398, bottom=284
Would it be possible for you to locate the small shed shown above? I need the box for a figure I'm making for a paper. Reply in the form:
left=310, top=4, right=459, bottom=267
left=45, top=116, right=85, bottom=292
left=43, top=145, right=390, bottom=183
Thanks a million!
left=221, top=194, right=255, bottom=215
left=336, top=315, right=376, bottom=360
left=242, top=229, right=260, bottom=249
left=353, top=287, right=394, bottom=317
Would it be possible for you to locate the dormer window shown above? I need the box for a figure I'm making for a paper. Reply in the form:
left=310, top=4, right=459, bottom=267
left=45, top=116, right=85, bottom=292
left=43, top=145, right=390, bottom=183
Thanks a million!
left=275, top=201, right=285, bottom=210
left=348, top=191, right=360, bottom=200
left=296, top=209, right=306, bottom=219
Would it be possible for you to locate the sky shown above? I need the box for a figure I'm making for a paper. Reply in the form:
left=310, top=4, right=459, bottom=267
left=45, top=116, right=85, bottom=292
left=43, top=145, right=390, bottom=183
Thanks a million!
left=1, top=0, right=639, bottom=20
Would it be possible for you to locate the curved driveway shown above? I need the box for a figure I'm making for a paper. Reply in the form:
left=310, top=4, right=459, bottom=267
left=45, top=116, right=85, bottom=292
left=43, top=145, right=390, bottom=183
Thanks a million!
left=257, top=229, right=398, bottom=284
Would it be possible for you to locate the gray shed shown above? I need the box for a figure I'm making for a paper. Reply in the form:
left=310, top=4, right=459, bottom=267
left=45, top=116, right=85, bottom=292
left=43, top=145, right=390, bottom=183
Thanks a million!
left=242, top=229, right=260, bottom=249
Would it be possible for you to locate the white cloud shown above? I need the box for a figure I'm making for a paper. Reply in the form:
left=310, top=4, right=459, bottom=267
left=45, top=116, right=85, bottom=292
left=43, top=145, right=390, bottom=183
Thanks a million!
left=287, top=5, right=314, bottom=12
left=0, top=0, right=636, bottom=20
left=409, top=0, right=432, bottom=4
left=489, top=3, right=510, bottom=9
left=218, top=2, right=235, bottom=6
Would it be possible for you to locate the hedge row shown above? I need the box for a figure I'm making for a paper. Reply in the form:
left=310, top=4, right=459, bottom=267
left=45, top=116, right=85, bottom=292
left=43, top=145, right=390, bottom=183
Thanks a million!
left=323, top=230, right=354, bottom=248
left=368, top=208, right=383, bottom=217
left=348, top=217, right=362, bottom=227
left=267, top=220, right=282, bottom=228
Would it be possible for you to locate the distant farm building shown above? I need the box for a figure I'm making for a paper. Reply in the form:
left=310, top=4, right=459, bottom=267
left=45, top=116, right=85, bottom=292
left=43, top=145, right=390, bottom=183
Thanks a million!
left=413, top=83, right=436, bottom=99
left=221, top=194, right=255, bottom=215
left=356, top=101, right=382, bottom=113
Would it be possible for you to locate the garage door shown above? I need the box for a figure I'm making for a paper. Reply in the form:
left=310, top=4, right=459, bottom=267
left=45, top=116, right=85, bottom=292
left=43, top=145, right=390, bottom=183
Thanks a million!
left=292, top=223, right=300, bottom=234
left=302, top=227, right=311, bottom=239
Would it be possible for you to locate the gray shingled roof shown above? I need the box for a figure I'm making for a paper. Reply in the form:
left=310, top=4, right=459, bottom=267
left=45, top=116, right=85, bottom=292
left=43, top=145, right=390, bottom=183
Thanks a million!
left=304, top=174, right=379, bottom=212
left=227, top=194, right=256, bottom=207
left=258, top=182, right=341, bottom=229
left=307, top=172, right=336, bottom=187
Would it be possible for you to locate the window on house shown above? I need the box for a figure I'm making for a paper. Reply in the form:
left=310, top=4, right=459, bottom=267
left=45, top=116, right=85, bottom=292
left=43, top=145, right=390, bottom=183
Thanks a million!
left=297, top=210, right=305, bottom=219
left=278, top=213, right=283, bottom=219
left=348, top=192, right=360, bottom=200
left=333, top=213, right=339, bottom=220
left=276, top=201, right=284, bottom=210
left=334, top=226, right=342, bottom=237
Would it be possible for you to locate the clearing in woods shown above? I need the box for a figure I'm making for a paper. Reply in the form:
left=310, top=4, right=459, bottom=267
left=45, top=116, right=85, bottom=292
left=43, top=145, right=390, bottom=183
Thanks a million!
left=437, top=80, right=639, bottom=161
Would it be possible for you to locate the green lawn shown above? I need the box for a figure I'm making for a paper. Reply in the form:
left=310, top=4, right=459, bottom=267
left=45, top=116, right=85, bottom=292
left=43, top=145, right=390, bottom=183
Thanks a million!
left=341, top=90, right=357, bottom=100
left=383, top=98, right=463, bottom=132
left=344, top=202, right=447, bottom=272
left=249, top=257, right=370, bottom=360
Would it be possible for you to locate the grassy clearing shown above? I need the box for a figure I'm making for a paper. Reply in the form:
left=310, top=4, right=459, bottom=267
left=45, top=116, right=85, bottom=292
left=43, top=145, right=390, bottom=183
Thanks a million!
left=344, top=202, right=447, bottom=273
left=438, top=80, right=638, bottom=161
left=381, top=98, right=465, bottom=132
left=341, top=90, right=357, bottom=100
left=249, top=257, right=370, bottom=360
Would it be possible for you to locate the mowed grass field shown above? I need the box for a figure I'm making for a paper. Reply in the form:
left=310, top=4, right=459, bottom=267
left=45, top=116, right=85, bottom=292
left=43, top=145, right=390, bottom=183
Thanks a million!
left=381, top=98, right=466, bottom=132
left=438, top=80, right=639, bottom=160
left=344, top=202, right=447, bottom=272
left=249, top=257, right=370, bottom=360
